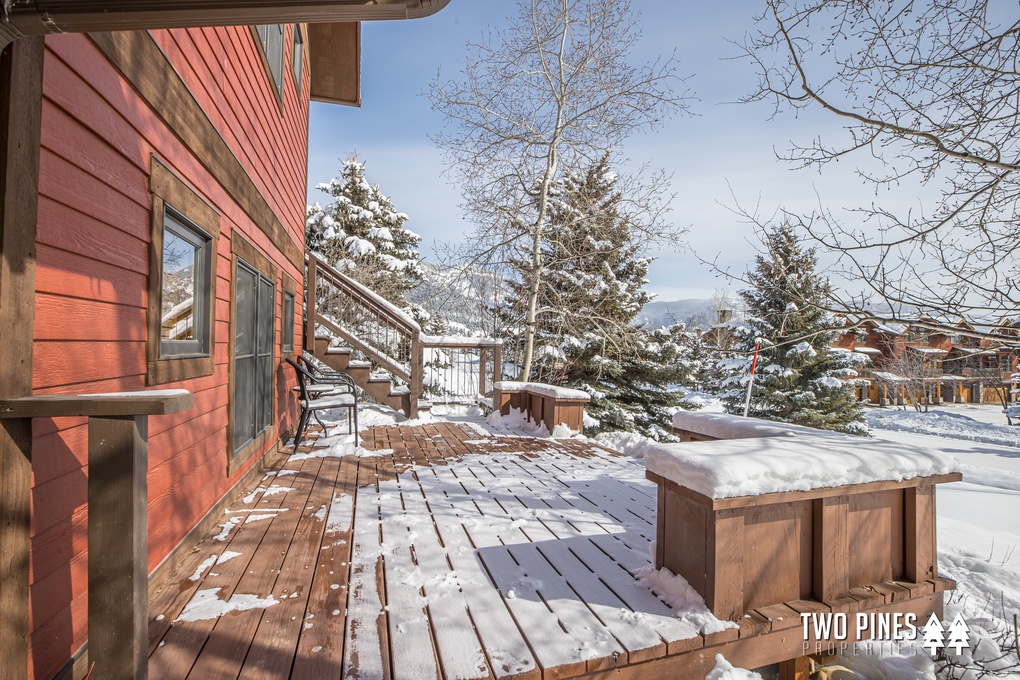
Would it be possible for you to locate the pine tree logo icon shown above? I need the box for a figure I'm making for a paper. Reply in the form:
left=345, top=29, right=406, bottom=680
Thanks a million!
left=921, top=613, right=971, bottom=655
left=946, top=614, right=971, bottom=654
left=921, top=613, right=945, bottom=655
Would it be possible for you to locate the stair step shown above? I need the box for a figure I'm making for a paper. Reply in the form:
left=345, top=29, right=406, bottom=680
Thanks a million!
left=325, top=346, right=352, bottom=356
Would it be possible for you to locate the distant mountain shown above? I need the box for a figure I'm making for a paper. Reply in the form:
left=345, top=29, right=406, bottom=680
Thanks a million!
left=407, top=263, right=506, bottom=336
left=636, top=299, right=714, bottom=329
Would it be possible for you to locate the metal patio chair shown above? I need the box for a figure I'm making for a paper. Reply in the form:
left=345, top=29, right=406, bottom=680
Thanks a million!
left=285, top=357, right=358, bottom=451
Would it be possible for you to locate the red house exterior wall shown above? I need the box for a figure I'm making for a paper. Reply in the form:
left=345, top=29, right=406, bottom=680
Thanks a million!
left=29, top=27, right=308, bottom=678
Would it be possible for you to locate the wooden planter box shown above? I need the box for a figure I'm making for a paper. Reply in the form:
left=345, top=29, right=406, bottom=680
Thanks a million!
left=493, top=382, right=589, bottom=433
left=647, top=470, right=961, bottom=622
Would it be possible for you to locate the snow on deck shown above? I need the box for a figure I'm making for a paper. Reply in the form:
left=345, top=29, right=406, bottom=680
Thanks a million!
left=147, top=419, right=732, bottom=680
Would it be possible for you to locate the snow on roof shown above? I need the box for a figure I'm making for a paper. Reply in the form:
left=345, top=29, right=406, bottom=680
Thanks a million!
left=907, top=346, right=948, bottom=355
left=853, top=346, right=882, bottom=354
left=652, top=412, right=959, bottom=499
left=871, top=371, right=908, bottom=382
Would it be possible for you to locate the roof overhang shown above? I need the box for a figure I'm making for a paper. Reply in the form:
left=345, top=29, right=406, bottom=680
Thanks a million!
left=308, top=22, right=361, bottom=107
left=1, top=0, right=450, bottom=51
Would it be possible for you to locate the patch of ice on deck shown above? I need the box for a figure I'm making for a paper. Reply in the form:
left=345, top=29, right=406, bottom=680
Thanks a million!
left=213, top=516, right=242, bottom=542
left=216, top=550, right=242, bottom=566
left=290, top=431, right=395, bottom=462
left=244, top=513, right=281, bottom=524
left=635, top=565, right=737, bottom=635
left=312, top=504, right=327, bottom=522
left=189, top=556, right=216, bottom=581
left=326, top=493, right=353, bottom=535
left=705, top=654, right=763, bottom=679
left=174, top=588, right=279, bottom=622
left=241, top=484, right=294, bottom=504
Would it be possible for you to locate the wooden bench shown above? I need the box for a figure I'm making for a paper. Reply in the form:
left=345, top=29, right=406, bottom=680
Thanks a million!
left=492, top=381, right=590, bottom=433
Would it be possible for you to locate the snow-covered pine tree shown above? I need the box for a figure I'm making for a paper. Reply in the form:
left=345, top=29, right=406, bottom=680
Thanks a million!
left=503, top=155, right=704, bottom=439
left=306, top=157, right=424, bottom=306
left=719, top=224, right=867, bottom=434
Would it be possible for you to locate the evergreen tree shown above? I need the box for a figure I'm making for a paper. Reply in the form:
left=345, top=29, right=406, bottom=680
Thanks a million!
left=719, top=225, right=867, bottom=434
left=503, top=156, right=704, bottom=439
left=306, top=157, right=424, bottom=306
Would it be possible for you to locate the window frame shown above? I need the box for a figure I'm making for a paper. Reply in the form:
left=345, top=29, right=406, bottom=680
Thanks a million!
left=159, top=209, right=212, bottom=358
left=252, top=24, right=286, bottom=105
left=281, top=274, right=296, bottom=356
left=291, top=24, right=304, bottom=93
left=147, top=157, right=220, bottom=386
left=228, top=235, right=279, bottom=475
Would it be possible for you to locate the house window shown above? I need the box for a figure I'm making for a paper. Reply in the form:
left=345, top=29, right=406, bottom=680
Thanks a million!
left=255, top=24, right=285, bottom=99
left=282, top=290, right=295, bottom=354
left=160, top=210, right=211, bottom=356
left=291, top=25, right=304, bottom=91
left=855, top=331, right=867, bottom=344
left=233, top=261, right=276, bottom=454
left=147, top=157, right=220, bottom=385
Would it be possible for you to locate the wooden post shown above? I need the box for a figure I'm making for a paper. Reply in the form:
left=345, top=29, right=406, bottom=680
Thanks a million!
left=0, top=36, right=44, bottom=680
left=905, top=485, right=936, bottom=583
left=707, top=508, right=745, bottom=621
left=88, top=416, right=150, bottom=680
left=778, top=656, right=812, bottom=680
left=478, top=347, right=487, bottom=398
left=304, top=255, right=318, bottom=351
left=813, top=495, right=849, bottom=602
left=409, top=332, right=422, bottom=418
left=492, top=343, right=502, bottom=387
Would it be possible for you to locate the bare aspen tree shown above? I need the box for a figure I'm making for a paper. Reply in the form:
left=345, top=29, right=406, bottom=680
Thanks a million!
left=743, top=0, right=1020, bottom=325
left=429, top=0, right=688, bottom=380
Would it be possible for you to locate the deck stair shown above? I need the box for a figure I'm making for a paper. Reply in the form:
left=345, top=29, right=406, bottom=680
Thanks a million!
left=304, top=253, right=502, bottom=418
left=313, top=336, right=412, bottom=415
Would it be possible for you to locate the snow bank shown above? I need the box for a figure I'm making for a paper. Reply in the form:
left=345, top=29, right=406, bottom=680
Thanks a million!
left=635, top=565, right=736, bottom=635
left=867, top=407, right=1020, bottom=449
left=833, top=641, right=935, bottom=679
left=703, top=655, right=763, bottom=680
left=645, top=433, right=959, bottom=499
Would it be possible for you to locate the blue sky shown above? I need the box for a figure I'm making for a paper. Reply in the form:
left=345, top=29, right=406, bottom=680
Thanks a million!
left=307, top=2, right=920, bottom=301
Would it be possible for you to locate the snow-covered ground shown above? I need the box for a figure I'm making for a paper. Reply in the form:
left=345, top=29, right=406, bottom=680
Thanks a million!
left=864, top=404, right=1020, bottom=678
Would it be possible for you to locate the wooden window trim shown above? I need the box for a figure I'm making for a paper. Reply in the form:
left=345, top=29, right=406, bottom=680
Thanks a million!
left=147, top=157, right=220, bottom=386
left=281, top=272, right=297, bottom=358
left=250, top=24, right=285, bottom=113
left=227, top=234, right=279, bottom=475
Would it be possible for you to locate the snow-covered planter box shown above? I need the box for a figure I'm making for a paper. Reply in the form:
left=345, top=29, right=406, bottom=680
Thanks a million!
left=493, top=381, right=590, bottom=433
left=649, top=413, right=962, bottom=623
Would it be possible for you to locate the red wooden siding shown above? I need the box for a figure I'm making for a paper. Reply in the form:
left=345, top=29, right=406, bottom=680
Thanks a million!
left=29, top=29, right=308, bottom=679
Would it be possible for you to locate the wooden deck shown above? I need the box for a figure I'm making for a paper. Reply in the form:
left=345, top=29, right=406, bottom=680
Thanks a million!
left=147, top=421, right=698, bottom=679
left=146, top=420, right=944, bottom=680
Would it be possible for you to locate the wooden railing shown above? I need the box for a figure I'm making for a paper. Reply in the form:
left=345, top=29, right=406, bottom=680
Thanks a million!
left=305, top=254, right=505, bottom=415
left=421, top=335, right=503, bottom=405
left=306, top=254, right=423, bottom=415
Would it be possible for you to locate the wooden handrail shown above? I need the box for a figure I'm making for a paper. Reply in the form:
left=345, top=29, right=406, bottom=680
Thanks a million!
left=304, top=255, right=505, bottom=414
left=305, top=253, right=421, bottom=413
left=0, top=389, right=194, bottom=680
